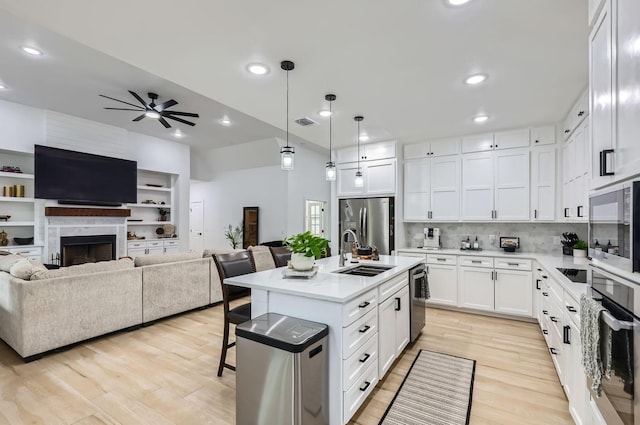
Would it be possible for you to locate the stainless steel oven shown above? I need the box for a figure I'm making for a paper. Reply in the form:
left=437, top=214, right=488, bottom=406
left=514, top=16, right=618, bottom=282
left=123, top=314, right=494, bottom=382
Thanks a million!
left=588, top=180, right=640, bottom=275
left=588, top=266, right=639, bottom=425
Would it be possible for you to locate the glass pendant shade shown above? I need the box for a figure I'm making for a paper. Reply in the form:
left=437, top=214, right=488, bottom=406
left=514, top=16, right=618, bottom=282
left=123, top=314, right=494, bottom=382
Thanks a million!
left=354, top=170, right=364, bottom=187
left=281, top=145, right=295, bottom=170
left=325, top=161, right=336, bottom=181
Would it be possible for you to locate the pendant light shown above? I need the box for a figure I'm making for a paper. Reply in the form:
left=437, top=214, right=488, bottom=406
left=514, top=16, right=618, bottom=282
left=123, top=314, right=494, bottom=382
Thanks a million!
left=354, top=116, right=364, bottom=188
left=325, top=94, right=337, bottom=181
left=280, top=60, right=295, bottom=170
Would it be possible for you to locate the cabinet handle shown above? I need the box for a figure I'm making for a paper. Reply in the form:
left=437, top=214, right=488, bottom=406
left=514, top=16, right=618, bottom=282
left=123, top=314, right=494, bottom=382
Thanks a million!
left=359, top=353, right=371, bottom=363
left=599, top=149, right=614, bottom=176
left=564, top=129, right=570, bottom=134
left=426, top=266, right=429, bottom=274
left=537, top=268, right=542, bottom=272
left=543, top=329, right=549, bottom=335
left=436, top=258, right=447, bottom=262
left=578, top=111, right=585, bottom=117
left=564, top=208, right=570, bottom=218
left=494, top=271, right=497, bottom=280
left=543, top=310, right=548, bottom=315
left=430, top=152, right=434, bottom=155
left=358, top=301, right=370, bottom=309
left=358, top=325, right=371, bottom=334
left=507, top=262, right=520, bottom=267
left=395, top=297, right=401, bottom=311
left=549, top=348, right=558, bottom=355
left=566, top=305, right=577, bottom=313
left=563, top=325, right=571, bottom=344
left=359, top=381, right=371, bottom=392
left=536, top=279, right=541, bottom=290
left=535, top=140, right=539, bottom=144
left=495, top=144, right=498, bottom=148
left=550, top=316, right=558, bottom=323
left=577, top=206, right=584, bottom=218
left=543, top=292, right=549, bottom=297
left=471, top=260, right=482, bottom=264
left=490, top=144, right=493, bottom=148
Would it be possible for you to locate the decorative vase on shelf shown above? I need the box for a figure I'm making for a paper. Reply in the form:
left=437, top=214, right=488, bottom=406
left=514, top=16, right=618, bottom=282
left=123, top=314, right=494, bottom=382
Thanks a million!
left=290, top=253, right=315, bottom=271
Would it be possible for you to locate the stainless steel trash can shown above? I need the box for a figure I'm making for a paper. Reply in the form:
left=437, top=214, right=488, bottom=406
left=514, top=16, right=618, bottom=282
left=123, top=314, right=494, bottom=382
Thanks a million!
left=236, top=313, right=329, bottom=425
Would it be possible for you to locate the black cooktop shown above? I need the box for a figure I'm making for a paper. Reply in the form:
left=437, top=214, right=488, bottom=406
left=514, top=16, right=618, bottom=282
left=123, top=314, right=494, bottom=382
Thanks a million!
left=556, top=268, right=587, bottom=283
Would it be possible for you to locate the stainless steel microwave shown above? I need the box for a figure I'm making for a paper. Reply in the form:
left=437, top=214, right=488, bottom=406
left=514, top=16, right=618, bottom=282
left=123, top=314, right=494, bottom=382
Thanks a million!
left=588, top=180, right=640, bottom=276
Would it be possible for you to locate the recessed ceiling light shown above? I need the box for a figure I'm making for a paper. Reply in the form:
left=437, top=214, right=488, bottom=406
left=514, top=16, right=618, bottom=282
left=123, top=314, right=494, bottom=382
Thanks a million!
left=359, top=134, right=370, bottom=142
left=318, top=110, right=332, bottom=117
left=21, top=45, right=43, bottom=56
left=465, top=73, right=487, bottom=85
left=173, top=129, right=184, bottom=138
left=447, top=0, right=472, bottom=6
left=473, top=115, right=489, bottom=123
left=247, top=63, right=270, bottom=75
left=145, top=111, right=160, bottom=119
left=220, top=117, right=232, bottom=126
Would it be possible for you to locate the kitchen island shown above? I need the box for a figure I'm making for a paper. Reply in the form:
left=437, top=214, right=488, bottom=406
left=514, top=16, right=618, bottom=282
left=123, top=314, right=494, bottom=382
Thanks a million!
left=225, top=254, right=423, bottom=425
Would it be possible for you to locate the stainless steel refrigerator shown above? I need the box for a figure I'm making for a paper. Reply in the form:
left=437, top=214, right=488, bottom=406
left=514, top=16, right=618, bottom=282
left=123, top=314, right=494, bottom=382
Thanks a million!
left=338, top=197, right=394, bottom=255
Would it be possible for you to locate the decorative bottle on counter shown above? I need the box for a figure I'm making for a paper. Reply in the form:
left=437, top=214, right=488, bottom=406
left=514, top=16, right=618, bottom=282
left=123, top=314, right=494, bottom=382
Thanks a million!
left=473, top=237, right=479, bottom=250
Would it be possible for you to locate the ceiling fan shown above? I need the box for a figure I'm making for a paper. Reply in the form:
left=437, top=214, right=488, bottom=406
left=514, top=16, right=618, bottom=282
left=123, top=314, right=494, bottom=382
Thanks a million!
left=99, top=90, right=199, bottom=128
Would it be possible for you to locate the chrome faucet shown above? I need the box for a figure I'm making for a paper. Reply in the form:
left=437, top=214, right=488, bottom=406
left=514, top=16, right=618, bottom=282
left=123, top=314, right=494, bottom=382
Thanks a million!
left=339, top=229, right=360, bottom=267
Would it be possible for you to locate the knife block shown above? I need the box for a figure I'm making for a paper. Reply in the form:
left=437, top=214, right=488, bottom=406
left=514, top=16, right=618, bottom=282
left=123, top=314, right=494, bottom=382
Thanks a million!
left=563, top=246, right=574, bottom=256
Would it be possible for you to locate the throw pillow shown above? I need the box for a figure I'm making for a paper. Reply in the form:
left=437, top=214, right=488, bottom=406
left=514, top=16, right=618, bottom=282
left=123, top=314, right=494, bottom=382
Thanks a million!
left=9, top=259, right=48, bottom=280
left=0, top=254, right=25, bottom=272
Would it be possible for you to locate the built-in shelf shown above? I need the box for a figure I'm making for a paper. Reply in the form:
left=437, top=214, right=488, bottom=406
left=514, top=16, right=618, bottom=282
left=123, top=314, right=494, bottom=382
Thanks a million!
left=127, top=221, right=174, bottom=226
left=0, top=196, right=35, bottom=203
left=137, top=185, right=171, bottom=193
left=0, top=171, right=34, bottom=180
left=0, top=221, right=36, bottom=226
left=127, top=203, right=172, bottom=208
left=45, top=207, right=131, bottom=217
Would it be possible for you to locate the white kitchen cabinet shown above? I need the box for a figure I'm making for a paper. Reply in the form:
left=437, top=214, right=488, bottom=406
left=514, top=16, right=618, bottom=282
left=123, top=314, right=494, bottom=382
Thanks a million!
left=565, top=316, right=588, bottom=425
left=493, top=128, right=530, bottom=150
left=562, top=120, right=589, bottom=221
left=461, top=133, right=494, bottom=153
left=458, top=266, right=494, bottom=311
left=127, top=239, right=180, bottom=258
left=563, top=90, right=589, bottom=141
left=163, top=239, right=180, bottom=254
left=337, top=159, right=396, bottom=197
left=378, top=285, right=409, bottom=378
left=3, top=246, right=42, bottom=261
left=337, top=162, right=364, bottom=196
left=494, top=268, right=533, bottom=317
left=531, top=146, right=556, bottom=221
left=336, top=141, right=396, bottom=163
left=425, top=262, right=458, bottom=306
left=530, top=125, right=556, bottom=146
left=403, top=137, right=459, bottom=159
left=403, top=155, right=459, bottom=221
left=462, top=148, right=529, bottom=221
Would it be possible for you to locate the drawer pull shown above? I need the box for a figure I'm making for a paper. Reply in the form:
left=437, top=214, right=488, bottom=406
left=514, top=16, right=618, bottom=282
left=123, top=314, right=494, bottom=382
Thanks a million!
left=566, top=306, right=577, bottom=313
left=471, top=260, right=482, bottom=264
left=542, top=292, right=549, bottom=297
left=549, top=348, right=558, bottom=355
left=395, top=297, right=401, bottom=311
left=563, top=325, right=571, bottom=345
left=543, top=310, right=548, bottom=315
left=543, top=329, right=549, bottom=335
left=436, top=258, right=447, bottom=262
left=358, top=301, right=370, bottom=309
left=359, top=353, right=371, bottom=363
left=536, top=279, right=541, bottom=290
left=550, top=316, right=558, bottom=323
left=358, top=325, right=371, bottom=334
left=507, top=262, right=520, bottom=266
left=359, top=381, right=371, bottom=392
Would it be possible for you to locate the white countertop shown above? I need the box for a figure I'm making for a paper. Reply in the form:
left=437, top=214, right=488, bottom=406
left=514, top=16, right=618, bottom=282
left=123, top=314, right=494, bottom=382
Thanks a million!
left=397, top=247, right=590, bottom=302
left=224, top=254, right=423, bottom=303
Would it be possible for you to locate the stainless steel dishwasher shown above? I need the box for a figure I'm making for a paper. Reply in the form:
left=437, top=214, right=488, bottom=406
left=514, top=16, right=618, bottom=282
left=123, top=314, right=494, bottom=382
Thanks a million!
left=410, top=263, right=427, bottom=341
left=236, top=313, right=329, bottom=425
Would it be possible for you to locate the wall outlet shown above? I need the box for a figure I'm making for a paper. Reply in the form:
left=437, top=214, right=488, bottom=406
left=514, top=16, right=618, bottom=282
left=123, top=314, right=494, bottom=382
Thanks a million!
left=553, top=236, right=561, bottom=245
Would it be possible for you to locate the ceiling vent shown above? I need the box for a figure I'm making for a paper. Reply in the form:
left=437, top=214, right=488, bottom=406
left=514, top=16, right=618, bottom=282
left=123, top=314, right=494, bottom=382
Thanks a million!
left=295, top=117, right=318, bottom=127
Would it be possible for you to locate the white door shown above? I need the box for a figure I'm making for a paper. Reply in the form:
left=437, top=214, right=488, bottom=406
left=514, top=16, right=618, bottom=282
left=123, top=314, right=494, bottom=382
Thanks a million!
left=394, top=286, right=410, bottom=356
left=378, top=295, right=396, bottom=377
left=494, top=148, right=530, bottom=221
left=462, top=152, right=494, bottom=220
left=426, top=264, right=458, bottom=306
left=337, top=163, right=365, bottom=197
left=189, top=201, right=204, bottom=253
left=430, top=155, right=460, bottom=221
left=531, top=147, right=556, bottom=221
left=589, top=2, right=614, bottom=189
left=365, top=159, right=396, bottom=195
left=458, top=267, right=494, bottom=311
left=404, top=159, right=430, bottom=221
left=494, top=269, right=533, bottom=317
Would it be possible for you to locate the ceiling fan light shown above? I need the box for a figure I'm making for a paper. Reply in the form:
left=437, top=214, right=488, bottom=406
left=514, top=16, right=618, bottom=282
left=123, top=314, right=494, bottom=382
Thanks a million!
left=145, top=111, right=161, bottom=119
left=325, top=161, right=336, bottom=181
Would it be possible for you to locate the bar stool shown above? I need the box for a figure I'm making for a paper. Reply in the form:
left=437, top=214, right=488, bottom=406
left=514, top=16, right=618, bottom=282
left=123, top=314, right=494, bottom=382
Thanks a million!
left=269, top=246, right=291, bottom=268
left=213, top=251, right=255, bottom=376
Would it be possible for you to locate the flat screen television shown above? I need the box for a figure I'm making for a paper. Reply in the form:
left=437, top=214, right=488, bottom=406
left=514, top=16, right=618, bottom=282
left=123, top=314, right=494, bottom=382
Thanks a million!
left=34, top=145, right=137, bottom=206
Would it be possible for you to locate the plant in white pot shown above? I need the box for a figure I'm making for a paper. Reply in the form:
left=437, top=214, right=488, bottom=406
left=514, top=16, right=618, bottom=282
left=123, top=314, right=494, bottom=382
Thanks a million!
left=573, top=240, right=588, bottom=258
left=284, top=231, right=329, bottom=271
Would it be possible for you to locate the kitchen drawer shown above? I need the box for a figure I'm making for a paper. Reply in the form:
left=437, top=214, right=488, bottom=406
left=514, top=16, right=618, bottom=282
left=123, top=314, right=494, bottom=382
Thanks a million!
left=426, top=254, right=457, bottom=266
left=378, top=274, right=408, bottom=303
left=546, top=277, right=564, bottom=307
left=494, top=258, right=532, bottom=271
left=163, top=239, right=179, bottom=247
left=343, top=333, right=378, bottom=389
left=343, top=289, right=377, bottom=325
left=563, top=292, right=581, bottom=327
left=147, top=241, right=163, bottom=248
left=343, top=361, right=378, bottom=424
left=548, top=295, right=565, bottom=336
left=459, top=256, right=493, bottom=268
left=127, top=241, right=146, bottom=249
left=4, top=247, right=41, bottom=258
left=343, top=308, right=378, bottom=359
left=396, top=251, right=427, bottom=259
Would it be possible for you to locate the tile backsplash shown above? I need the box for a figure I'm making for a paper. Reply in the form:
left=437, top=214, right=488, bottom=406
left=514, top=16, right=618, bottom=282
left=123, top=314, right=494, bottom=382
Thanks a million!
left=404, top=222, right=588, bottom=254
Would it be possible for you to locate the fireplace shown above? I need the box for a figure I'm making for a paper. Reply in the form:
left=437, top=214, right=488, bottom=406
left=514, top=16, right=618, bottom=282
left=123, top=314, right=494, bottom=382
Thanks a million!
left=60, top=234, right=117, bottom=267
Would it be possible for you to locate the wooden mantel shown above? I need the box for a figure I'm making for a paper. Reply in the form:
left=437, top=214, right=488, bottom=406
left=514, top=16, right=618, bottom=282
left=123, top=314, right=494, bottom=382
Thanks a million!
left=45, top=207, right=131, bottom=217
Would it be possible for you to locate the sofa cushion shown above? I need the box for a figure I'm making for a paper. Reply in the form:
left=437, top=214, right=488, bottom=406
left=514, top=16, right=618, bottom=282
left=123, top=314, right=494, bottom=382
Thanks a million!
left=134, top=252, right=201, bottom=267
left=203, top=247, right=243, bottom=258
left=9, top=258, right=47, bottom=280
left=30, top=258, right=134, bottom=280
left=0, top=254, right=26, bottom=272
left=248, top=245, right=276, bottom=272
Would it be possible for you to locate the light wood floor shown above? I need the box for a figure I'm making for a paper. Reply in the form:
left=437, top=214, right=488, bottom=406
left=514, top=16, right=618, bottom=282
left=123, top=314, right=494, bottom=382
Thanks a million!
left=0, top=303, right=573, bottom=425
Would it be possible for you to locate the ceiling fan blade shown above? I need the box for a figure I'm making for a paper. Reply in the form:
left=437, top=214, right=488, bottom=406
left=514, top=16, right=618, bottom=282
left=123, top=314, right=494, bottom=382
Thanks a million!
left=165, top=115, right=196, bottom=126
left=162, top=111, right=199, bottom=118
left=104, top=107, right=146, bottom=111
left=158, top=117, right=172, bottom=128
left=99, top=94, right=145, bottom=109
left=156, top=99, right=178, bottom=112
left=128, top=90, right=149, bottom=108
left=132, top=114, right=146, bottom=122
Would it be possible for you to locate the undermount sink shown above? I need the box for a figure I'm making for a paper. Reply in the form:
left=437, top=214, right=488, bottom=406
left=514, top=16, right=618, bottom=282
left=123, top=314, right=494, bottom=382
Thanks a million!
left=333, top=264, right=395, bottom=277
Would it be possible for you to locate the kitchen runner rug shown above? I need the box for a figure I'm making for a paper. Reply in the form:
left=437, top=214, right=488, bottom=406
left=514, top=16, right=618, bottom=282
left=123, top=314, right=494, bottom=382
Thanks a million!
left=378, top=350, right=476, bottom=425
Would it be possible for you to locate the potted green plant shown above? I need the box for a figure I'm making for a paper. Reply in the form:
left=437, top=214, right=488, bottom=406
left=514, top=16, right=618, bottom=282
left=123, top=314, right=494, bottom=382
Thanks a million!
left=224, top=223, right=243, bottom=249
left=284, top=231, right=329, bottom=270
left=573, top=240, right=588, bottom=258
